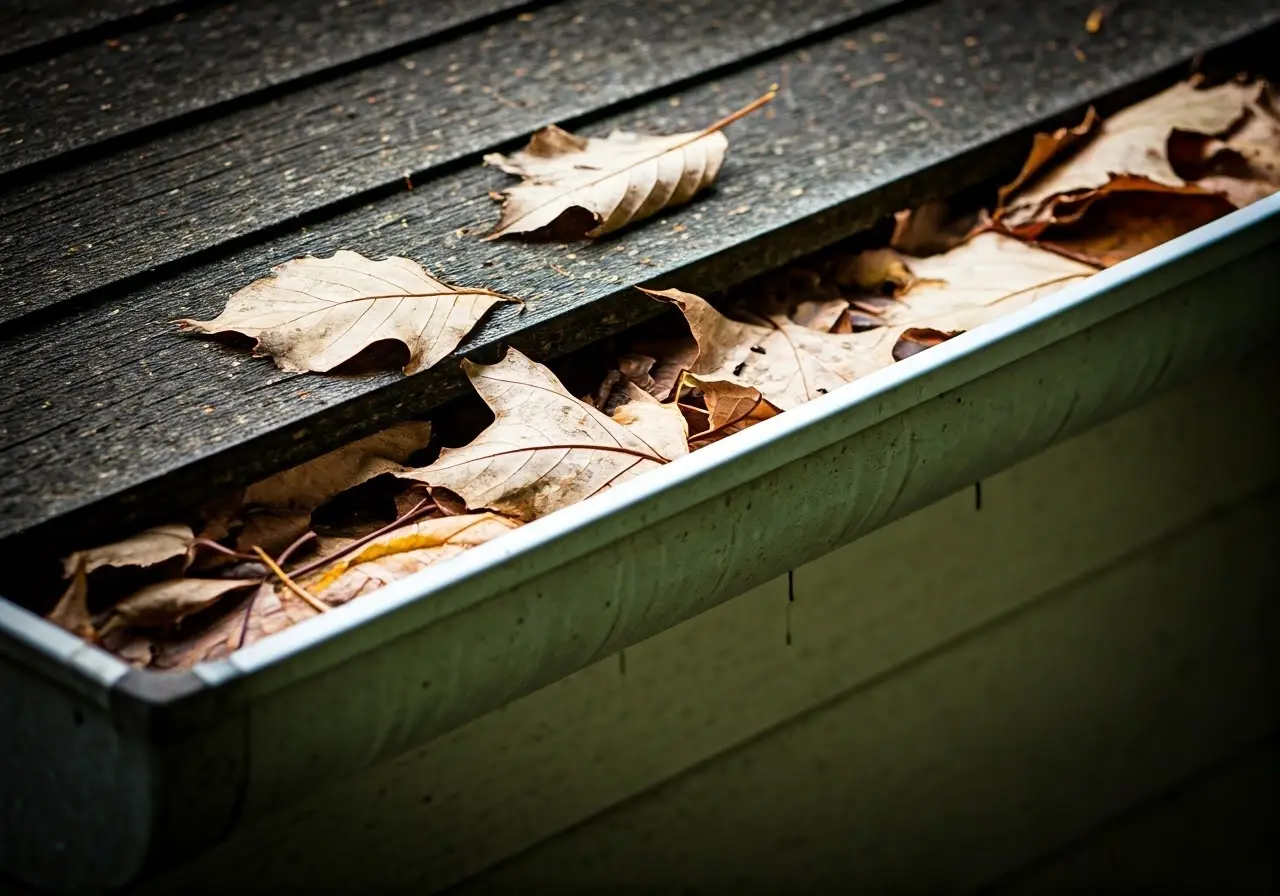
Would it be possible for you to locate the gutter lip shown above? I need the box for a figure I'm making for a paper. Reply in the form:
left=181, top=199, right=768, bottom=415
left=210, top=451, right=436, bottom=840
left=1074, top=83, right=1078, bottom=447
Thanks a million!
left=5, top=193, right=1278, bottom=704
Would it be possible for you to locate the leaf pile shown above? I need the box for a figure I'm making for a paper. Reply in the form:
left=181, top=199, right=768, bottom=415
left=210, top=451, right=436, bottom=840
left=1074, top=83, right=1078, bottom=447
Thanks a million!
left=53, top=75, right=1278, bottom=668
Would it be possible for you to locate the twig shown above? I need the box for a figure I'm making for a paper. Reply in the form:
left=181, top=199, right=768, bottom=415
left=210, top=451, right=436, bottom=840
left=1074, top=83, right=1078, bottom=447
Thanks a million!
left=287, top=498, right=436, bottom=581
left=275, top=530, right=316, bottom=568
left=190, top=538, right=257, bottom=562
left=253, top=546, right=329, bottom=615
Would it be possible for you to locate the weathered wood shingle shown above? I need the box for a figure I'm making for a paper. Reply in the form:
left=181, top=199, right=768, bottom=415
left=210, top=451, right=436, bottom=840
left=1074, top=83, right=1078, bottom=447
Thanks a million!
left=1, top=0, right=1276, bottom=555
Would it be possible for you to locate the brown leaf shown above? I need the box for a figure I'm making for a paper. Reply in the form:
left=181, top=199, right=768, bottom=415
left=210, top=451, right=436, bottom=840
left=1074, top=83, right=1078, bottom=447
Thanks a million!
left=683, top=375, right=781, bottom=447
left=890, top=200, right=986, bottom=257
left=646, top=234, right=1093, bottom=408
left=996, top=108, right=1100, bottom=209
left=892, top=327, right=964, bottom=362
left=833, top=248, right=915, bottom=296
left=106, top=579, right=260, bottom=631
left=400, top=348, right=688, bottom=520
left=1031, top=191, right=1235, bottom=267
left=484, top=124, right=727, bottom=240
left=791, top=298, right=851, bottom=332
left=149, top=583, right=316, bottom=670
left=61, top=523, right=193, bottom=578
left=244, top=422, right=432, bottom=509
left=1179, top=84, right=1280, bottom=205
left=484, top=89, right=775, bottom=240
left=178, top=251, right=517, bottom=374
left=998, top=80, right=1261, bottom=235
left=234, top=421, right=433, bottom=554
left=47, top=559, right=93, bottom=639
left=303, top=514, right=520, bottom=605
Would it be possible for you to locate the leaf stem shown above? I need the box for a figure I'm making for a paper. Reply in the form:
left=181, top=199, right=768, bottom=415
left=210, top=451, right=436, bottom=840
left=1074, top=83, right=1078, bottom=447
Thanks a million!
left=286, top=498, right=436, bottom=582
left=695, top=84, right=779, bottom=139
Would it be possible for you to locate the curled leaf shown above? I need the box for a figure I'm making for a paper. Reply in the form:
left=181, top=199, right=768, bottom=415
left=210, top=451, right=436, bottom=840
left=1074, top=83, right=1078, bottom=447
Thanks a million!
left=245, top=422, right=432, bottom=509
left=62, top=523, right=193, bottom=578
left=400, top=349, right=687, bottom=520
left=682, top=375, right=781, bottom=448
left=646, top=234, right=1093, bottom=408
left=998, top=80, right=1264, bottom=236
left=485, top=89, right=775, bottom=240
left=106, top=579, right=260, bottom=631
left=892, top=328, right=964, bottom=362
left=47, top=559, right=93, bottom=639
left=179, top=251, right=517, bottom=375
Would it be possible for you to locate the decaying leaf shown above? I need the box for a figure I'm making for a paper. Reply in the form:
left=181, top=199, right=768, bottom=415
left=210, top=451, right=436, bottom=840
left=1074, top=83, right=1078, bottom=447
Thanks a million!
left=833, top=248, right=915, bottom=296
left=791, top=298, right=852, bottom=333
left=47, top=560, right=93, bottom=639
left=400, top=349, right=688, bottom=520
left=103, top=578, right=261, bottom=632
left=996, top=108, right=1101, bottom=211
left=231, top=421, right=433, bottom=554
left=179, top=251, right=516, bottom=374
left=892, top=327, right=964, bottom=362
left=890, top=200, right=985, bottom=257
left=682, top=375, right=781, bottom=448
left=1028, top=191, right=1234, bottom=267
left=485, top=89, right=774, bottom=240
left=646, top=234, right=1093, bottom=408
left=997, top=80, right=1267, bottom=236
left=304, top=514, right=520, bottom=604
left=61, top=523, right=193, bottom=578
left=245, top=422, right=433, bottom=509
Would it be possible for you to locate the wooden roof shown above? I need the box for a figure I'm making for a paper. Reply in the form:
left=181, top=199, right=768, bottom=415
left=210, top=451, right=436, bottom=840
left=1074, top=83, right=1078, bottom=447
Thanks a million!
left=1, top=0, right=1276, bottom=555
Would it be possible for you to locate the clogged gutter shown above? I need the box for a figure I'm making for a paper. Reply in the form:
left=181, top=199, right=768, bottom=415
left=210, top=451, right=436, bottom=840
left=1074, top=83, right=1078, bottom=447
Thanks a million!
left=40, top=74, right=1280, bottom=670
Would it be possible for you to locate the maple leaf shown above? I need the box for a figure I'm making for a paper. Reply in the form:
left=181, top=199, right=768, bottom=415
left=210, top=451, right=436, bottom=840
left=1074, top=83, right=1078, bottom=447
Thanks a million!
left=484, top=89, right=775, bottom=240
left=61, top=523, right=193, bottom=578
left=400, top=348, right=688, bottom=520
left=997, top=79, right=1266, bottom=237
left=303, top=514, right=520, bottom=605
left=646, top=233, right=1094, bottom=409
left=179, top=251, right=517, bottom=374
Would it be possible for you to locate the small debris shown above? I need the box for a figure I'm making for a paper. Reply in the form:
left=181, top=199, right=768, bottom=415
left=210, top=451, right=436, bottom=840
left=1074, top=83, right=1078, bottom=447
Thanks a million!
left=1085, top=7, right=1105, bottom=34
left=728, top=205, right=751, bottom=216
left=849, top=72, right=887, bottom=90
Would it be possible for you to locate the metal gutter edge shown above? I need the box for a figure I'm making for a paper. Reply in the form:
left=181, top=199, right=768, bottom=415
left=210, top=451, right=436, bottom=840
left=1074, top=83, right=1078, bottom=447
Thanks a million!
left=198, top=194, right=1280, bottom=699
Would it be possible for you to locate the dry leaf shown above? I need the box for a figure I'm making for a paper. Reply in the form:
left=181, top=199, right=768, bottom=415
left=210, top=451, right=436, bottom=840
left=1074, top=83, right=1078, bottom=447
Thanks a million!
left=833, top=248, right=915, bottom=295
left=485, top=89, right=775, bottom=240
left=232, top=421, right=433, bottom=554
left=61, top=523, right=193, bottom=578
left=104, top=579, right=261, bottom=632
left=791, top=298, right=850, bottom=332
left=244, top=422, right=432, bottom=509
left=890, top=200, right=985, bottom=257
left=1177, top=84, right=1280, bottom=206
left=892, top=327, right=964, bottom=362
left=682, top=375, right=781, bottom=447
left=179, top=251, right=516, bottom=374
left=996, top=108, right=1100, bottom=209
left=304, top=514, right=520, bottom=604
left=47, top=560, right=93, bottom=639
left=998, top=80, right=1262, bottom=235
left=1030, top=191, right=1234, bottom=267
left=400, top=349, right=687, bottom=520
left=646, top=234, right=1093, bottom=408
